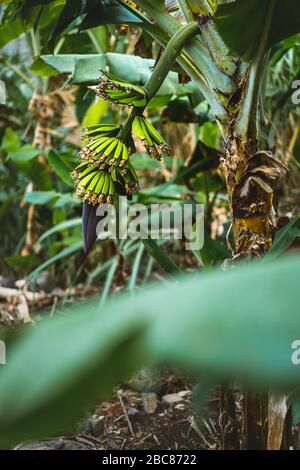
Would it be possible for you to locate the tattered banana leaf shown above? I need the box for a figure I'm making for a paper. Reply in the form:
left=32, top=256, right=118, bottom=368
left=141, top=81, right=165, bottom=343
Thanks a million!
left=215, top=0, right=300, bottom=62
left=21, top=0, right=145, bottom=46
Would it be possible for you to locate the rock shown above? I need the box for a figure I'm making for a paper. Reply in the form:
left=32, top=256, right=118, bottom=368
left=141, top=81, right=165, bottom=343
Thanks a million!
left=51, top=287, right=65, bottom=298
left=0, top=276, right=15, bottom=288
left=33, top=271, right=57, bottom=293
left=141, top=392, right=158, bottom=414
left=90, top=416, right=105, bottom=436
left=175, top=403, right=186, bottom=411
left=162, top=391, right=190, bottom=406
left=128, top=407, right=139, bottom=416
left=178, top=390, right=191, bottom=398
left=127, top=366, right=161, bottom=392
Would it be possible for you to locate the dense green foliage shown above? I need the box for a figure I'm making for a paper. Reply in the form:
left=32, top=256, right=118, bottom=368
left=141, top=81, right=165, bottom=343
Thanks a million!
left=0, top=0, right=300, bottom=448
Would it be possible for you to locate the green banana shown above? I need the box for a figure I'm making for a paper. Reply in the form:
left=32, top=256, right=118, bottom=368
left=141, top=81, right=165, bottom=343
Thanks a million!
left=132, top=98, right=147, bottom=107
left=114, top=140, right=124, bottom=161
left=82, top=124, right=119, bottom=136
left=78, top=165, right=98, bottom=179
left=87, top=139, right=115, bottom=160
left=76, top=162, right=88, bottom=170
left=103, top=139, right=118, bottom=161
left=139, top=117, right=154, bottom=146
left=144, top=120, right=165, bottom=145
left=97, top=71, right=147, bottom=108
left=95, top=172, right=106, bottom=195
left=110, top=168, right=117, bottom=180
left=102, top=173, right=110, bottom=195
left=88, top=173, right=101, bottom=192
left=122, top=144, right=129, bottom=161
left=81, top=171, right=98, bottom=187
left=132, top=116, right=145, bottom=140
left=87, top=136, right=111, bottom=151
left=108, top=177, right=115, bottom=197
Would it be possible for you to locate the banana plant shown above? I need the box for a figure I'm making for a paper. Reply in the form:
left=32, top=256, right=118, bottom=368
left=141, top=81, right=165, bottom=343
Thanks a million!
left=9, top=0, right=299, bottom=257
left=63, top=0, right=299, bottom=449
left=28, top=0, right=297, bottom=258
left=110, top=0, right=298, bottom=259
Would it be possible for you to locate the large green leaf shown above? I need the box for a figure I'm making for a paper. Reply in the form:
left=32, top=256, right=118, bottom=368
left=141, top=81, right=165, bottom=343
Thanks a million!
left=48, top=0, right=87, bottom=43
left=28, top=240, right=84, bottom=280
left=1, top=255, right=300, bottom=445
left=25, top=190, right=58, bottom=205
left=263, top=216, right=300, bottom=263
left=30, top=53, right=197, bottom=96
left=0, top=19, right=27, bottom=49
left=30, top=54, right=89, bottom=76
left=0, top=297, right=149, bottom=446
left=38, top=217, right=82, bottom=243
left=7, top=146, right=40, bottom=163
left=215, top=0, right=300, bottom=61
left=1, top=1, right=65, bottom=48
left=148, top=255, right=300, bottom=387
left=45, top=0, right=144, bottom=44
left=142, top=238, right=183, bottom=279
left=47, top=150, right=73, bottom=187
left=78, top=2, right=144, bottom=30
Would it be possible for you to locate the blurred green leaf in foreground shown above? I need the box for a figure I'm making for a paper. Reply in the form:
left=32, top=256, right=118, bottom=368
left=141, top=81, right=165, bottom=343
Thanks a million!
left=0, top=254, right=300, bottom=446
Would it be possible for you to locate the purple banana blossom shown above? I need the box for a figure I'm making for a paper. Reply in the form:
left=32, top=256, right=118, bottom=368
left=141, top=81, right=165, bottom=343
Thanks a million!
left=82, top=203, right=99, bottom=255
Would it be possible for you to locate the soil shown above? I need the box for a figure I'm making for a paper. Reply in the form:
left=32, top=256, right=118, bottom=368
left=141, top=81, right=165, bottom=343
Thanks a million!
left=16, top=377, right=225, bottom=451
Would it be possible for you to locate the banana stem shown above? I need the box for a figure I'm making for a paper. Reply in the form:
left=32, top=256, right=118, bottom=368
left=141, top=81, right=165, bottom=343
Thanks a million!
left=143, top=21, right=200, bottom=98
left=118, top=110, right=141, bottom=140
left=119, top=22, right=200, bottom=141
left=197, top=17, right=237, bottom=76
left=185, top=0, right=217, bottom=16
left=136, top=0, right=235, bottom=95
left=141, top=24, right=229, bottom=132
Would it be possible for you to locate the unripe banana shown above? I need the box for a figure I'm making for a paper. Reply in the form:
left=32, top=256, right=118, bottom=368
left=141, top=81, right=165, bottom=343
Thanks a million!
left=103, top=139, right=118, bottom=159
left=132, top=116, right=145, bottom=140
left=88, top=136, right=111, bottom=151
left=95, top=172, right=106, bottom=194
left=102, top=173, right=110, bottom=195
left=140, top=117, right=153, bottom=146
left=144, top=120, right=165, bottom=145
left=81, top=171, right=98, bottom=187
left=114, top=141, right=124, bottom=161
left=79, top=165, right=98, bottom=180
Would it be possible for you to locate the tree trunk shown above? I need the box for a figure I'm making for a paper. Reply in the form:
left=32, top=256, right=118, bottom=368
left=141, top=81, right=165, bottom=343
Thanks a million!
left=220, top=138, right=287, bottom=258
left=220, top=137, right=288, bottom=449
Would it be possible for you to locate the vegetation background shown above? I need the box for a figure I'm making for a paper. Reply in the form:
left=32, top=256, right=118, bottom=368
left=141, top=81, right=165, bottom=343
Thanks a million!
left=0, top=0, right=300, bottom=451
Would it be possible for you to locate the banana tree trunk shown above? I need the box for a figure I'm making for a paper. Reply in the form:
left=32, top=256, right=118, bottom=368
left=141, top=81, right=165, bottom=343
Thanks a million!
left=220, top=136, right=288, bottom=258
left=221, top=137, right=288, bottom=447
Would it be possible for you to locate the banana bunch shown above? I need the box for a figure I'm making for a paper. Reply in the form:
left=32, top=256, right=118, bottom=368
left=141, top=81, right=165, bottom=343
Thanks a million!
left=79, top=135, right=129, bottom=170
left=132, top=115, right=171, bottom=160
left=81, top=123, right=120, bottom=139
left=73, top=163, right=116, bottom=205
left=72, top=123, right=140, bottom=205
left=96, top=71, right=147, bottom=107
left=72, top=161, right=139, bottom=206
